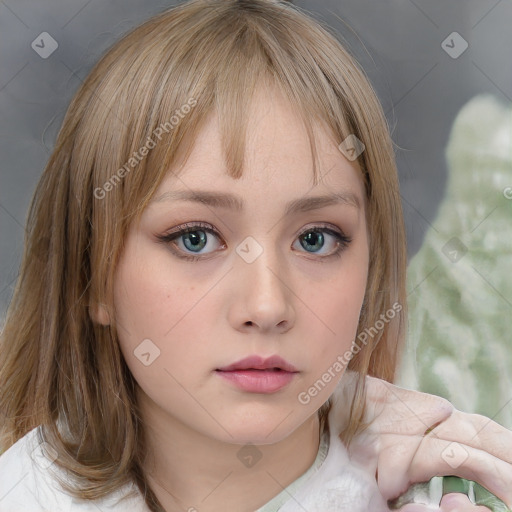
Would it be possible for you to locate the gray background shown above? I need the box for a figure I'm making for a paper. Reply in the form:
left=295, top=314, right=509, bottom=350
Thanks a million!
left=1, top=0, right=511, bottom=320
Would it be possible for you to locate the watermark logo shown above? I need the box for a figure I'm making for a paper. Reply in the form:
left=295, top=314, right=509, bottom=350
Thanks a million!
left=236, top=236, right=264, bottom=264
left=441, top=32, right=468, bottom=59
left=338, top=134, right=365, bottom=161
left=442, top=236, right=468, bottom=263
left=134, top=338, right=161, bottom=366
left=441, top=442, right=469, bottom=469
left=237, top=444, right=262, bottom=468
left=31, top=32, right=58, bottom=59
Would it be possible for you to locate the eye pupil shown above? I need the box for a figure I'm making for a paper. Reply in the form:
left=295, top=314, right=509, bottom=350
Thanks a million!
left=300, top=231, right=324, bottom=252
left=183, top=231, right=207, bottom=252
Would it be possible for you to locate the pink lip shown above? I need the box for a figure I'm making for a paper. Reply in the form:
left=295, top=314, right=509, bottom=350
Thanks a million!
left=217, top=355, right=298, bottom=373
left=215, top=355, right=299, bottom=393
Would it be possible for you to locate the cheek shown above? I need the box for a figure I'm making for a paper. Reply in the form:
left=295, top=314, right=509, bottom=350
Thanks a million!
left=113, top=250, right=201, bottom=341
left=312, top=277, right=365, bottom=356
left=112, top=257, right=212, bottom=404
left=313, top=251, right=368, bottom=337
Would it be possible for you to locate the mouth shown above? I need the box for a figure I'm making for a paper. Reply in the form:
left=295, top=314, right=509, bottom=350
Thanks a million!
left=215, top=355, right=299, bottom=393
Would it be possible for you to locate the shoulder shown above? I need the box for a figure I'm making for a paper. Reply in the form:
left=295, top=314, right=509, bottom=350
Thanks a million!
left=0, top=426, right=149, bottom=511
left=0, top=426, right=65, bottom=511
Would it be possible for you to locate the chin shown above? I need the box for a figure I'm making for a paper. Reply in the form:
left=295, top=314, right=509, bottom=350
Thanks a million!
left=215, top=407, right=309, bottom=446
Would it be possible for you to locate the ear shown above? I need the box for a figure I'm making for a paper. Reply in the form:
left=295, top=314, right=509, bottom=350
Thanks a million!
left=89, top=302, right=111, bottom=326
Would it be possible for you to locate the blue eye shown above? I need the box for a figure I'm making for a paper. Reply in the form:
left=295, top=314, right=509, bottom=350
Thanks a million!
left=156, top=222, right=351, bottom=261
left=300, top=230, right=325, bottom=252
left=156, top=222, right=224, bottom=260
left=294, top=227, right=351, bottom=257
left=181, top=230, right=208, bottom=252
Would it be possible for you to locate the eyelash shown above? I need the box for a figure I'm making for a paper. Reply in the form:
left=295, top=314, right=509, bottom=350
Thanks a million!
left=156, top=221, right=352, bottom=262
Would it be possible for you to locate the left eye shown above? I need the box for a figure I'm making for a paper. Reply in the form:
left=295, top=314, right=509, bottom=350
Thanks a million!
left=293, top=227, right=349, bottom=256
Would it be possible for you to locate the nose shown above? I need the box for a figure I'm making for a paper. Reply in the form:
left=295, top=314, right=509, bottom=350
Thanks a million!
left=228, top=243, right=295, bottom=335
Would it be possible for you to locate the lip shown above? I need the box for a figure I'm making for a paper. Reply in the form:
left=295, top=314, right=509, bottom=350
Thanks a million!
left=217, top=355, right=298, bottom=373
left=215, top=355, right=299, bottom=393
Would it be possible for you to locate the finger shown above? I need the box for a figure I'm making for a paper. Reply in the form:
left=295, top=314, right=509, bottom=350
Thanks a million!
left=373, top=433, right=512, bottom=508
left=364, top=383, right=512, bottom=467
left=440, top=493, right=491, bottom=511
left=427, top=410, right=512, bottom=465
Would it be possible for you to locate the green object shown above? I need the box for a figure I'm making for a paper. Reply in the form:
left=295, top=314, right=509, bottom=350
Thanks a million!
left=442, top=476, right=471, bottom=495
left=388, top=476, right=511, bottom=511
left=473, top=481, right=512, bottom=512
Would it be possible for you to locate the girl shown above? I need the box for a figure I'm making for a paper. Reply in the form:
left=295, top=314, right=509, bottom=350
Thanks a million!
left=0, top=0, right=511, bottom=510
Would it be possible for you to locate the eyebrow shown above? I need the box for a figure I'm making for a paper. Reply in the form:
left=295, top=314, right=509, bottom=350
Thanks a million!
left=152, top=190, right=361, bottom=214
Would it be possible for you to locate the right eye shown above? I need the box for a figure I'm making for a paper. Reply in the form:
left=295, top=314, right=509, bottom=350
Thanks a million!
left=156, top=222, right=226, bottom=261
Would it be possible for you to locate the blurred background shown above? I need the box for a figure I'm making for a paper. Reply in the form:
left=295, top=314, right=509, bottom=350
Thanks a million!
left=1, top=0, right=511, bottom=426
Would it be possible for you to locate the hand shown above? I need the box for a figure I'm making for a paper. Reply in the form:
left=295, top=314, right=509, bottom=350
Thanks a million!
left=330, top=372, right=512, bottom=508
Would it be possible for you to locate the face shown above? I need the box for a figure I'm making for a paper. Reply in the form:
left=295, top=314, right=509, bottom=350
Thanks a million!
left=112, top=85, right=369, bottom=446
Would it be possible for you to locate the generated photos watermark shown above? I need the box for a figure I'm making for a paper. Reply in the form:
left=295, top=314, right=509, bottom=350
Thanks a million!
left=298, top=301, right=402, bottom=405
left=94, top=97, right=197, bottom=200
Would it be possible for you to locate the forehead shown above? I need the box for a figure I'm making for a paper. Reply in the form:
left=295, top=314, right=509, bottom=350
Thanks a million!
left=154, top=84, right=366, bottom=206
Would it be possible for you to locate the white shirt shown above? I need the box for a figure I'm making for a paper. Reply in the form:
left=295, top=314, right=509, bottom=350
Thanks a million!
left=0, top=425, right=147, bottom=511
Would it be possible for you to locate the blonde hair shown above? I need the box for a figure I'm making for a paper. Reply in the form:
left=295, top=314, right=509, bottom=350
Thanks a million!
left=0, top=0, right=407, bottom=509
